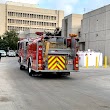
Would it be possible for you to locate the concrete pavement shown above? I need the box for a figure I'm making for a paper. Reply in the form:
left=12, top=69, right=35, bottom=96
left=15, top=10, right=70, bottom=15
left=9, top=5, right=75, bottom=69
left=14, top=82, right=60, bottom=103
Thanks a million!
left=0, top=57, right=110, bottom=110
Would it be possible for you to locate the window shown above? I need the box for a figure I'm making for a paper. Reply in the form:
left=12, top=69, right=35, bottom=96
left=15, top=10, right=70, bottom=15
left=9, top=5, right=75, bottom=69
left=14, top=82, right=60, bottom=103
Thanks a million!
left=51, top=16, right=53, bottom=20
left=30, top=21, right=36, bottom=25
left=23, top=20, right=29, bottom=25
left=41, top=15, right=43, bottom=19
left=23, top=27, right=25, bottom=31
left=41, top=22, right=43, bottom=26
left=8, top=26, right=15, bottom=31
left=44, top=15, right=46, bottom=19
left=34, top=21, right=36, bottom=25
left=30, top=14, right=32, bottom=18
left=8, top=19, right=15, bottom=23
left=39, top=22, right=41, bottom=25
left=55, top=23, right=56, bottom=27
left=23, top=13, right=29, bottom=18
left=8, top=26, right=10, bottom=30
left=13, top=12, right=16, bottom=16
left=8, top=12, right=10, bottom=16
left=18, top=13, right=21, bottom=17
left=48, top=16, right=50, bottom=20
left=23, top=13, right=25, bottom=17
left=47, top=22, right=49, bottom=26
left=8, top=19, right=10, bottom=23
left=51, top=16, right=56, bottom=20
left=16, top=13, right=18, bottom=17
left=33, top=14, right=36, bottom=18
left=8, top=12, right=15, bottom=16
left=37, top=22, right=39, bottom=25
left=44, top=22, right=45, bottom=26
left=39, top=15, right=41, bottom=19
left=20, top=13, right=22, bottom=17
left=54, top=16, right=56, bottom=20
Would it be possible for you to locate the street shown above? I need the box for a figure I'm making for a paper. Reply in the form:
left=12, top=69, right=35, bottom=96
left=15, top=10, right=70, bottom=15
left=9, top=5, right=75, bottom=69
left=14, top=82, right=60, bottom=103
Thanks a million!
left=0, top=57, right=110, bottom=110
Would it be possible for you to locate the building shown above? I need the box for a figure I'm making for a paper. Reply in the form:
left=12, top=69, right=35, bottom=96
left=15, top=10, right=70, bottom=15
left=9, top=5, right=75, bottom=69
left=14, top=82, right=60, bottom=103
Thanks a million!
left=0, top=1, right=64, bottom=37
left=62, top=14, right=82, bottom=37
left=80, top=4, right=110, bottom=64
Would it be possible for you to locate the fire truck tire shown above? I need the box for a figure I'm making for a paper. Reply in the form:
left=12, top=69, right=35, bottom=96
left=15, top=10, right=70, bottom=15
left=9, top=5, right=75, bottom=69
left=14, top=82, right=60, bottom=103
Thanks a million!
left=20, top=65, right=25, bottom=70
left=28, top=62, right=33, bottom=76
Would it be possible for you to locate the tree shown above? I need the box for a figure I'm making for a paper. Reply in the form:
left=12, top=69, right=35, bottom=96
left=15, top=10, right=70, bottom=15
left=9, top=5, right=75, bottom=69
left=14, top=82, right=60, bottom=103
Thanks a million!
left=0, top=30, right=19, bottom=51
left=0, top=39, right=8, bottom=51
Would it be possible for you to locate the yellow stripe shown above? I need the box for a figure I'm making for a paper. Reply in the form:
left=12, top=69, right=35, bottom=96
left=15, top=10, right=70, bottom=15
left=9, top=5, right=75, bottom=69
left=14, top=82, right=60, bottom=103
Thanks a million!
left=48, top=58, right=56, bottom=69
left=50, top=63, right=57, bottom=70
left=58, top=56, right=65, bottom=64
left=48, top=56, right=51, bottom=59
left=57, top=64, right=63, bottom=70
left=48, top=56, right=56, bottom=64
left=57, top=58, right=65, bottom=69
left=55, top=67, right=58, bottom=70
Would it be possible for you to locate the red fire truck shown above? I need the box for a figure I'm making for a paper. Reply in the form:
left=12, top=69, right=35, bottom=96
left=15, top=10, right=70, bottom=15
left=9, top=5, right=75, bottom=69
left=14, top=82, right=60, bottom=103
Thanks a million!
left=18, top=30, right=79, bottom=76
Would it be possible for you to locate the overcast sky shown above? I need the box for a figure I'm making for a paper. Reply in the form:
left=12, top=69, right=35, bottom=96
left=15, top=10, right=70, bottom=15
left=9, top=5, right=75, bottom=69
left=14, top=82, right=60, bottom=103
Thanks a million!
left=0, top=0, right=110, bottom=15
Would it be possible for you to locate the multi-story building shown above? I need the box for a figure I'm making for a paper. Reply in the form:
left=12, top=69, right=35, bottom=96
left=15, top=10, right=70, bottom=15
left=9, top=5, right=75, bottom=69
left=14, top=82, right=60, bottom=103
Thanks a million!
left=80, top=4, right=110, bottom=64
left=62, top=14, right=82, bottom=37
left=0, top=1, right=64, bottom=36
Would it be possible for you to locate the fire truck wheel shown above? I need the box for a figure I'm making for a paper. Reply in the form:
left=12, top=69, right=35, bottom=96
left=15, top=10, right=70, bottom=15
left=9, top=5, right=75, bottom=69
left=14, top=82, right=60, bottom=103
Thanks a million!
left=20, top=65, right=25, bottom=70
left=28, top=62, right=33, bottom=76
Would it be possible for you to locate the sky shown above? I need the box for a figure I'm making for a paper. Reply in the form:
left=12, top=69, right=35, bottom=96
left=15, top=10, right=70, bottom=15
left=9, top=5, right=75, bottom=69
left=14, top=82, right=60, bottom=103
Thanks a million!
left=0, top=0, right=110, bottom=15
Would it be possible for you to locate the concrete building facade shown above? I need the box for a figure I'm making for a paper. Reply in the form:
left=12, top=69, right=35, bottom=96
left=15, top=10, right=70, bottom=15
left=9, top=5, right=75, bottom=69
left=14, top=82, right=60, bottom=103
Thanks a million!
left=62, top=14, right=82, bottom=37
left=0, top=1, right=64, bottom=36
left=80, top=4, right=110, bottom=64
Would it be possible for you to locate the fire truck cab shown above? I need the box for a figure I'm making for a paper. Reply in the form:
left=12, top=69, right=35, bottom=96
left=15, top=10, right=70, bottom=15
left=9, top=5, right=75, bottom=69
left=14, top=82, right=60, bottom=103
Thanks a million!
left=18, top=29, right=79, bottom=76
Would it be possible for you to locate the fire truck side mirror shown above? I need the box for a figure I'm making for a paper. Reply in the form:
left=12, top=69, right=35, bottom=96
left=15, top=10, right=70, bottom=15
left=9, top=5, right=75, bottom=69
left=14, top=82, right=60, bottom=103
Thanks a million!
left=17, top=42, right=20, bottom=50
left=26, top=42, right=28, bottom=46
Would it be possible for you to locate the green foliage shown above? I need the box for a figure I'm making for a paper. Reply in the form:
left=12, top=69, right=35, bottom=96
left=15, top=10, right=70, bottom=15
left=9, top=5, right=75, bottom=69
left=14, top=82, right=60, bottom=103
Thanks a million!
left=0, top=30, right=19, bottom=51
left=0, top=39, right=8, bottom=51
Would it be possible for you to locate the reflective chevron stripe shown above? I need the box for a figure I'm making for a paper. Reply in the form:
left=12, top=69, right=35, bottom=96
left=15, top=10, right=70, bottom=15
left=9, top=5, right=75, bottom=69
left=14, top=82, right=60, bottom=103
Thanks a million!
left=48, top=56, right=66, bottom=70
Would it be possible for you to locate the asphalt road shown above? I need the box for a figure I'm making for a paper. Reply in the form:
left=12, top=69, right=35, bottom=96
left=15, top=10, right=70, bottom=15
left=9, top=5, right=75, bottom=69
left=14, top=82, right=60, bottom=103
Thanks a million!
left=0, top=57, right=110, bottom=110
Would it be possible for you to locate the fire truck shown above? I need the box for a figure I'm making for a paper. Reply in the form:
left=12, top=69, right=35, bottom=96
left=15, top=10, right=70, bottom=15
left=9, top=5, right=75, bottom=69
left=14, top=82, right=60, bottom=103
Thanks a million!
left=18, top=29, right=79, bottom=76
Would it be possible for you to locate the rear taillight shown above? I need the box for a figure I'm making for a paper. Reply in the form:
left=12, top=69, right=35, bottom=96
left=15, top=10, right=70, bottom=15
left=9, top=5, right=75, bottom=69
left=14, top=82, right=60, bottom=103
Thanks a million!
left=38, top=46, right=43, bottom=70
left=73, top=55, right=79, bottom=70
left=38, top=67, right=43, bottom=70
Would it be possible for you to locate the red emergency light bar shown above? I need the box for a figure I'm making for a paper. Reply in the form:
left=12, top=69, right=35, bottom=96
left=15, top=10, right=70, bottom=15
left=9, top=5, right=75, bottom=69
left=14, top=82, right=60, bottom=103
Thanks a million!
left=35, top=32, right=43, bottom=36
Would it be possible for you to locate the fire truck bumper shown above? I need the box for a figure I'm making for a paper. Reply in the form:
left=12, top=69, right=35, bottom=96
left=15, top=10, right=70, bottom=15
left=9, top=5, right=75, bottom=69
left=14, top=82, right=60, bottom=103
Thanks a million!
left=32, top=70, right=79, bottom=73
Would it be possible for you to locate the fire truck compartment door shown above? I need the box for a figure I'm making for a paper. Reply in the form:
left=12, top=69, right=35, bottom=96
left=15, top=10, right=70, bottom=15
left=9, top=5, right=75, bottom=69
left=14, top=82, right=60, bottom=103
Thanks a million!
left=48, top=56, right=66, bottom=70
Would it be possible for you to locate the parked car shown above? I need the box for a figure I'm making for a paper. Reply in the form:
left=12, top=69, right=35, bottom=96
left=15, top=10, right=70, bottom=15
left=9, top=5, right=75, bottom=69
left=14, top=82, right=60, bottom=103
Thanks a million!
left=7, top=50, right=16, bottom=57
left=0, top=50, right=7, bottom=57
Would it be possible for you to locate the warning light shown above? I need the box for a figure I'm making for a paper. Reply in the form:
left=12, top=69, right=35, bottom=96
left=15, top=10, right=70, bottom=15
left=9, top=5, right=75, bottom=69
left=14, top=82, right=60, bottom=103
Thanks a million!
left=69, top=34, right=77, bottom=37
left=35, top=32, right=43, bottom=36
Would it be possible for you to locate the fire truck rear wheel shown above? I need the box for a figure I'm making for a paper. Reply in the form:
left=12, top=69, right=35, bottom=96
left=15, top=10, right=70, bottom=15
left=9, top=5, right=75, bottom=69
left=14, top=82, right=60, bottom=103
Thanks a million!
left=28, top=62, right=33, bottom=76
